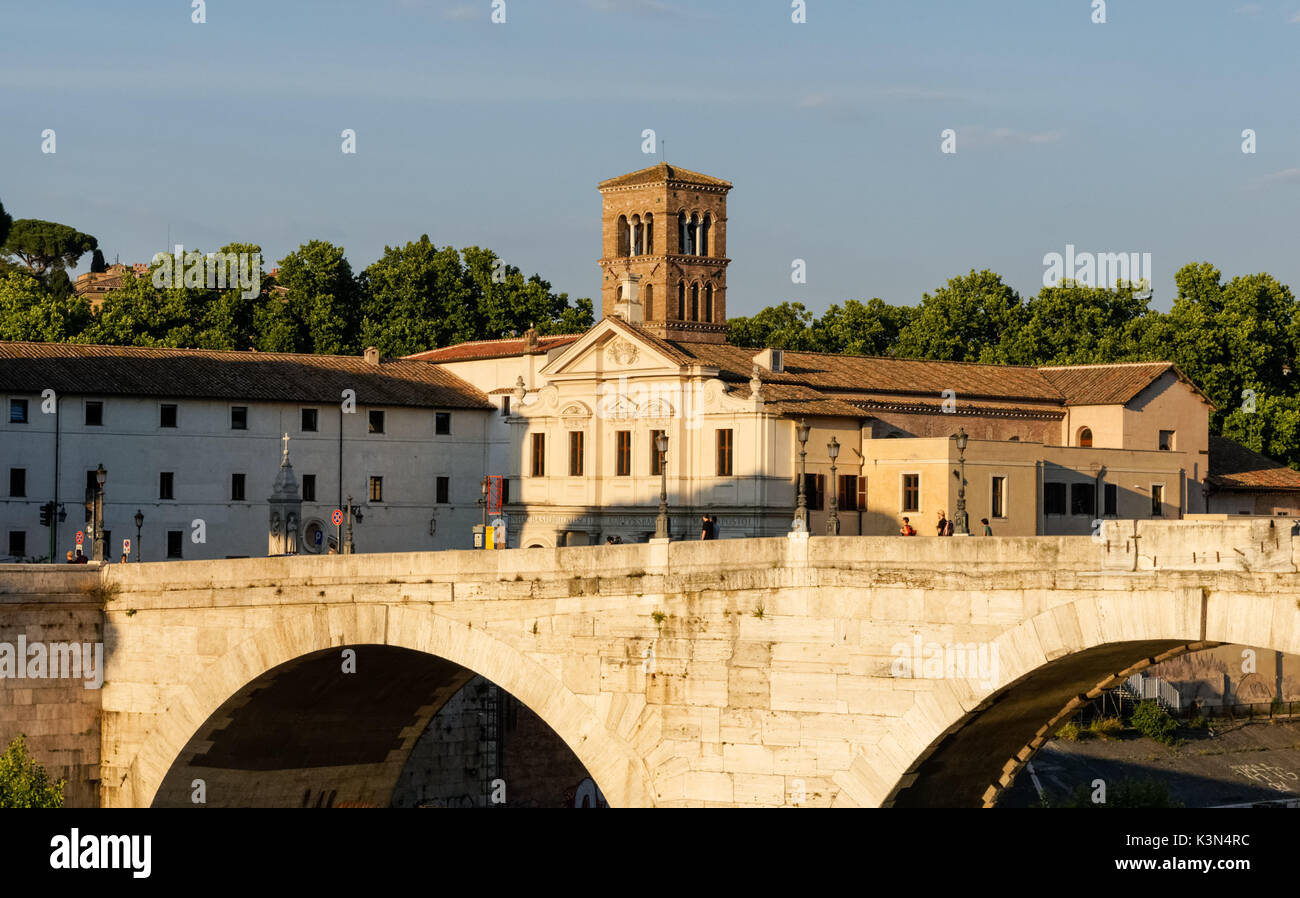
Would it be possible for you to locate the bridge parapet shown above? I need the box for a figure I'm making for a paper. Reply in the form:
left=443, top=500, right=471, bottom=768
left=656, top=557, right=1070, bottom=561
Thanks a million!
left=1100, top=519, right=1297, bottom=572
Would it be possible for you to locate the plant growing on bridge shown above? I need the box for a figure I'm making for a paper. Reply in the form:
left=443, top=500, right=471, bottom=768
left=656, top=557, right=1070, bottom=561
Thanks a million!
left=0, top=735, right=65, bottom=808
left=1130, top=700, right=1179, bottom=746
left=752, top=603, right=765, bottom=619
left=85, top=580, right=120, bottom=608
left=651, top=610, right=666, bottom=627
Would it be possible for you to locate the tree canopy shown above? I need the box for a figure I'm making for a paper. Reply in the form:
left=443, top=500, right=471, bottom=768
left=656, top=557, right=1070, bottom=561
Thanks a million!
left=0, top=734, right=65, bottom=808
left=2, top=219, right=98, bottom=277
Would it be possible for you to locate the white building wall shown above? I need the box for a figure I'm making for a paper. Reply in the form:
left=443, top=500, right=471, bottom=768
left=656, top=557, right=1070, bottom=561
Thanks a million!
left=1, top=392, right=492, bottom=562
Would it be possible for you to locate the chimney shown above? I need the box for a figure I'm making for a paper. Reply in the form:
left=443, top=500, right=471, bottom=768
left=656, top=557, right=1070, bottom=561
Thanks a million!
left=524, top=327, right=539, bottom=351
left=615, top=272, right=644, bottom=325
left=364, top=346, right=380, bottom=365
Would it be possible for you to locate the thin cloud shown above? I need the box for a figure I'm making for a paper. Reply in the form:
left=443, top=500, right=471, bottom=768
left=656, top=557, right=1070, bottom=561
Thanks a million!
left=958, top=126, right=1066, bottom=149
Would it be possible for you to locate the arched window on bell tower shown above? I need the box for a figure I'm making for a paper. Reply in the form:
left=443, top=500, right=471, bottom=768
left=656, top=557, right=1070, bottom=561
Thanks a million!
left=631, top=215, right=643, bottom=256
left=688, top=214, right=700, bottom=255
left=678, top=211, right=688, bottom=255
left=617, top=215, right=630, bottom=257
left=644, top=283, right=654, bottom=319
left=701, top=214, right=711, bottom=257
left=677, top=281, right=686, bottom=320
left=705, top=282, right=714, bottom=322
left=690, top=282, right=699, bottom=321
left=644, top=213, right=654, bottom=253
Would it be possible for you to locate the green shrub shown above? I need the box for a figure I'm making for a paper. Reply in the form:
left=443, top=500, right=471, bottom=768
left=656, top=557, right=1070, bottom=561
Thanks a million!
left=1044, top=777, right=1182, bottom=808
left=1088, top=716, right=1124, bottom=740
left=0, top=735, right=64, bottom=808
left=1131, top=700, right=1179, bottom=745
left=1056, top=721, right=1082, bottom=741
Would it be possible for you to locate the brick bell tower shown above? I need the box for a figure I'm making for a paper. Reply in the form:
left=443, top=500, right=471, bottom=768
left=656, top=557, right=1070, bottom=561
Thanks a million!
left=597, top=162, right=732, bottom=343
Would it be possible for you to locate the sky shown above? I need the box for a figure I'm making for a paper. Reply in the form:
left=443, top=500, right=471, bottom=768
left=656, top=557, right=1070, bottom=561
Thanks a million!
left=2, top=0, right=1298, bottom=318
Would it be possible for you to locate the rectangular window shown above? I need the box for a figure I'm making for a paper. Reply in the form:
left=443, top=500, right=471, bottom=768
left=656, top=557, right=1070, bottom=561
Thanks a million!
left=1044, top=482, right=1067, bottom=516
left=531, top=432, right=546, bottom=476
left=301, top=408, right=318, bottom=432
left=167, top=530, right=183, bottom=559
left=160, top=404, right=178, bottom=428
left=9, top=468, right=25, bottom=498
left=9, top=531, right=26, bottom=557
left=435, top=412, right=451, bottom=435
left=368, top=410, right=385, bottom=434
left=1158, top=430, right=1175, bottom=451
left=159, top=472, right=174, bottom=500
left=1104, top=483, right=1118, bottom=516
left=231, top=473, right=245, bottom=501
left=369, top=476, right=383, bottom=502
left=808, top=473, right=826, bottom=511
left=569, top=431, right=584, bottom=476
left=1151, top=484, right=1164, bottom=516
left=8, top=399, right=28, bottom=424
left=650, top=430, right=665, bottom=476
left=991, top=476, right=1006, bottom=519
left=501, top=478, right=510, bottom=506
left=85, top=401, right=103, bottom=426
left=716, top=429, right=734, bottom=477
left=1071, top=482, right=1096, bottom=516
left=302, top=474, right=316, bottom=502
left=902, top=474, right=920, bottom=513
left=501, top=396, right=510, bottom=417
left=231, top=406, right=247, bottom=430
left=839, top=475, right=858, bottom=511
left=857, top=475, right=867, bottom=512
left=436, top=476, right=449, bottom=504
left=616, top=431, right=632, bottom=476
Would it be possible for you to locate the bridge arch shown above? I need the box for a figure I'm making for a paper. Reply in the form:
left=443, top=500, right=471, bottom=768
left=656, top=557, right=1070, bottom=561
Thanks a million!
left=860, top=586, right=1300, bottom=808
left=120, top=603, right=655, bottom=808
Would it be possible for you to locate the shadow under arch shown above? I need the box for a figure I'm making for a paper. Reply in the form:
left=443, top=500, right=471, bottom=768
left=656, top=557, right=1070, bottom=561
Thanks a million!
left=124, top=605, right=654, bottom=808
left=885, top=639, right=1211, bottom=808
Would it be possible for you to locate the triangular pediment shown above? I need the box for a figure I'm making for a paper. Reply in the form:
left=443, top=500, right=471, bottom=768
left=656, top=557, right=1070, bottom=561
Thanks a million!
left=540, top=317, right=700, bottom=378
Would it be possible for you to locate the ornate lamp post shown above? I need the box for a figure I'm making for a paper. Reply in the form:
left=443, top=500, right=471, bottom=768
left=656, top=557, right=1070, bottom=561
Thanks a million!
left=794, top=419, right=810, bottom=532
left=344, top=495, right=363, bottom=554
left=478, top=476, right=490, bottom=549
left=92, top=464, right=107, bottom=561
left=134, top=509, right=144, bottom=562
left=654, top=431, right=670, bottom=539
left=953, top=428, right=970, bottom=535
left=826, top=437, right=840, bottom=536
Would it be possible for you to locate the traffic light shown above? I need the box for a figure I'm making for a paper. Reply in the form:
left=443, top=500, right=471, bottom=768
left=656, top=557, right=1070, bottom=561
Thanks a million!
left=39, top=502, right=52, bottom=527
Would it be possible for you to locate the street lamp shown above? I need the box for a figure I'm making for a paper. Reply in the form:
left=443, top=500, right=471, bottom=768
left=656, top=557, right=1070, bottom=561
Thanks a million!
left=654, top=431, right=670, bottom=539
left=344, top=494, right=363, bottom=554
left=478, top=476, right=490, bottom=549
left=92, top=464, right=107, bottom=561
left=953, top=428, right=970, bottom=536
left=826, top=437, right=840, bottom=536
left=134, top=510, right=144, bottom=562
left=794, top=419, right=810, bottom=533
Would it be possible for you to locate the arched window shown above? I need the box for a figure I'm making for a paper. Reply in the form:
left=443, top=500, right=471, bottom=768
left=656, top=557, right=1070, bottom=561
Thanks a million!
left=644, top=283, right=654, bottom=319
left=617, top=215, right=629, bottom=257
left=688, top=213, right=700, bottom=255
left=644, top=213, right=654, bottom=254
left=690, top=282, right=699, bottom=321
left=1077, top=427, right=1093, bottom=448
left=678, top=212, right=688, bottom=255
left=704, top=283, right=714, bottom=322
left=677, top=281, right=686, bottom=320
left=701, top=214, right=711, bottom=257
left=631, top=215, right=642, bottom=256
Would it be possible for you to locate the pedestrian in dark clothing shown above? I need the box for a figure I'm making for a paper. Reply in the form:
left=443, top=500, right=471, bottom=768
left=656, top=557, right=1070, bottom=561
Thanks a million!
left=899, top=517, right=916, bottom=536
left=981, top=518, right=993, bottom=536
left=701, top=515, right=718, bottom=540
left=936, top=511, right=951, bottom=536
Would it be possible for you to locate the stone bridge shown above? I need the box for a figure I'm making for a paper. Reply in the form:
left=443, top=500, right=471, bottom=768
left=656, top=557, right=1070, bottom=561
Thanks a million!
left=3, top=519, right=1299, bottom=808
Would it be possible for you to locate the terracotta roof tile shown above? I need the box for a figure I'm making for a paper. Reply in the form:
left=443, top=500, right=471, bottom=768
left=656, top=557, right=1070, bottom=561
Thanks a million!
left=1208, top=436, right=1300, bottom=491
left=1037, top=362, right=1180, bottom=406
left=598, top=163, right=732, bottom=190
left=405, top=334, right=582, bottom=363
left=0, top=341, right=493, bottom=409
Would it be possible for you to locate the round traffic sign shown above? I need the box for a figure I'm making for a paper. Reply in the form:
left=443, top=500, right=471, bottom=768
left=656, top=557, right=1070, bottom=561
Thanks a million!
left=75, top=530, right=84, bottom=545
left=332, top=509, right=343, bottom=526
left=122, top=538, right=131, bottom=554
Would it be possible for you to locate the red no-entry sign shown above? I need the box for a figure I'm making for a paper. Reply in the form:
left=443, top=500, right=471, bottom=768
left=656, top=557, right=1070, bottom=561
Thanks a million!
left=75, top=530, right=84, bottom=545
left=332, top=509, right=343, bottom=526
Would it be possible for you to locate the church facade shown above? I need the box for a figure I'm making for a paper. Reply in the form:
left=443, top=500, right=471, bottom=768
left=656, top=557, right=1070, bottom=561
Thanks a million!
left=418, top=163, right=1247, bottom=548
